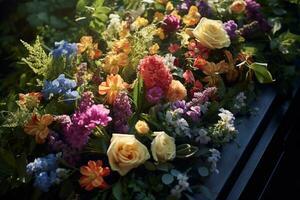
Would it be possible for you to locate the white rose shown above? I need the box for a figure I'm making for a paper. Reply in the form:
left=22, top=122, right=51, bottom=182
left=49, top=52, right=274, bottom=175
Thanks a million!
left=151, top=131, right=176, bottom=162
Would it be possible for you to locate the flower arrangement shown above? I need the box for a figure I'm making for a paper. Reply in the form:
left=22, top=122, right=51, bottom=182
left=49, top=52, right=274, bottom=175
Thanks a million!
left=1, top=0, right=298, bottom=199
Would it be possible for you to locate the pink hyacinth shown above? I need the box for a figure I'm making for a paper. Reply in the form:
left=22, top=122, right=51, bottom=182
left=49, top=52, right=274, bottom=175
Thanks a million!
left=139, top=55, right=172, bottom=93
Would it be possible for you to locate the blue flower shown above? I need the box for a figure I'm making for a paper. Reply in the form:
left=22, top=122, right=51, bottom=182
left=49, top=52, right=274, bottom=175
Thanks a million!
left=26, top=154, right=58, bottom=175
left=42, top=74, right=79, bottom=101
left=51, top=40, right=77, bottom=59
left=27, top=154, right=69, bottom=192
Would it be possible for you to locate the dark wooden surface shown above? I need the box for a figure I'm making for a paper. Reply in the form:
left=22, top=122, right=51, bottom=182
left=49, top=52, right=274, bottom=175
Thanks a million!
left=199, top=82, right=300, bottom=200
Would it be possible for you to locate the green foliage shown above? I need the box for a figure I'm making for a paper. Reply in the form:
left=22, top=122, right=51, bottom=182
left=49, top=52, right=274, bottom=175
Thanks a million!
left=21, top=36, right=52, bottom=77
left=112, top=180, right=123, bottom=200
left=76, top=0, right=111, bottom=33
left=176, top=144, right=199, bottom=159
left=248, top=63, right=274, bottom=84
left=132, top=76, right=145, bottom=113
left=122, top=24, right=156, bottom=81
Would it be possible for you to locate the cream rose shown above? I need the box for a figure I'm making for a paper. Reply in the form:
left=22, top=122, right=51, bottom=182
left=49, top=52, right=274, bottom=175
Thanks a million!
left=230, top=0, right=246, bottom=14
left=135, top=120, right=150, bottom=135
left=107, top=134, right=150, bottom=176
left=192, top=17, right=231, bottom=49
left=151, top=131, right=176, bottom=162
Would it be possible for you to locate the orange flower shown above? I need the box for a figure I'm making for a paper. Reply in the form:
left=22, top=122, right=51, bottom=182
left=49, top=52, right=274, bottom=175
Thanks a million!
left=112, top=38, right=131, bottom=55
left=149, top=43, right=160, bottom=55
left=224, top=50, right=240, bottom=82
left=154, top=12, right=165, bottom=22
left=202, top=61, right=229, bottom=86
left=183, top=6, right=201, bottom=26
left=103, top=53, right=129, bottom=74
left=155, top=28, right=166, bottom=40
left=98, top=74, right=128, bottom=104
left=194, top=56, right=207, bottom=70
left=77, top=36, right=102, bottom=60
left=19, top=92, right=42, bottom=109
left=79, top=160, right=110, bottom=191
left=24, top=114, right=53, bottom=144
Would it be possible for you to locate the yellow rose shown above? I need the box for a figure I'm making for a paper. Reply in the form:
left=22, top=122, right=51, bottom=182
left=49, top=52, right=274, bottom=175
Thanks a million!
left=166, top=80, right=187, bottom=102
left=107, top=134, right=150, bottom=176
left=151, top=131, right=176, bottom=162
left=135, top=120, right=150, bottom=134
left=230, top=0, right=246, bottom=14
left=192, top=17, right=231, bottom=49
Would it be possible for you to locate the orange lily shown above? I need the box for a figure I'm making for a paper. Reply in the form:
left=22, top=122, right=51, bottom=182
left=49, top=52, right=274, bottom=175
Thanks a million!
left=24, top=114, right=53, bottom=144
left=202, top=61, right=229, bottom=86
left=19, top=92, right=42, bottom=109
left=77, top=36, right=102, bottom=60
left=98, top=74, right=128, bottom=104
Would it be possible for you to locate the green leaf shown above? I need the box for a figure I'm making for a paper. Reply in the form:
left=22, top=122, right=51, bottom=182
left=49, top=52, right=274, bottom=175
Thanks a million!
left=112, top=180, right=123, bottom=200
left=144, top=161, right=156, bottom=171
left=198, top=167, right=209, bottom=177
left=132, top=76, right=144, bottom=113
left=161, top=174, right=174, bottom=185
left=156, top=162, right=173, bottom=172
left=0, top=148, right=16, bottom=176
left=93, top=0, right=105, bottom=7
left=176, top=144, right=199, bottom=159
left=248, top=63, right=274, bottom=84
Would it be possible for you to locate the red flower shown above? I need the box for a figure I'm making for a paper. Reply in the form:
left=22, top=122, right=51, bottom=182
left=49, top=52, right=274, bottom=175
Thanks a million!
left=183, top=70, right=195, bottom=84
left=79, top=160, right=110, bottom=191
left=185, top=40, right=210, bottom=59
left=168, top=43, right=180, bottom=53
left=190, top=80, right=203, bottom=96
left=194, top=56, right=207, bottom=70
left=139, top=55, right=172, bottom=92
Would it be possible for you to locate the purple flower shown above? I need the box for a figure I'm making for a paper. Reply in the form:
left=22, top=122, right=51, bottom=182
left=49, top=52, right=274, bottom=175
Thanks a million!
left=177, top=0, right=192, bottom=13
left=186, top=106, right=201, bottom=121
left=224, top=20, right=238, bottom=38
left=76, top=63, right=88, bottom=86
left=172, top=100, right=188, bottom=114
left=47, top=130, right=80, bottom=166
left=245, top=0, right=271, bottom=32
left=83, top=105, right=112, bottom=129
left=187, top=87, right=217, bottom=108
left=162, top=15, right=180, bottom=32
left=62, top=92, right=112, bottom=149
left=113, top=92, right=132, bottom=133
left=146, top=87, right=164, bottom=104
left=196, top=0, right=212, bottom=17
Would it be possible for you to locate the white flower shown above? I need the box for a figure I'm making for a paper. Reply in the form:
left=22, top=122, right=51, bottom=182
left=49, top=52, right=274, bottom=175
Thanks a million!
left=208, top=148, right=221, bottom=173
left=163, top=54, right=176, bottom=71
left=234, top=92, right=247, bottom=109
left=218, top=108, right=236, bottom=131
left=107, top=14, right=121, bottom=30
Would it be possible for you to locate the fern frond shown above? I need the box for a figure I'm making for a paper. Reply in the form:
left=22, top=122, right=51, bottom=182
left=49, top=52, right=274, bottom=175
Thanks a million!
left=21, top=36, right=52, bottom=76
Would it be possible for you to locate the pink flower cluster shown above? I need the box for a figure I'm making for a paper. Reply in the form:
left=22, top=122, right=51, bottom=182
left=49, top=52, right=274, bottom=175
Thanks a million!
left=139, top=55, right=172, bottom=93
left=63, top=92, right=112, bottom=149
